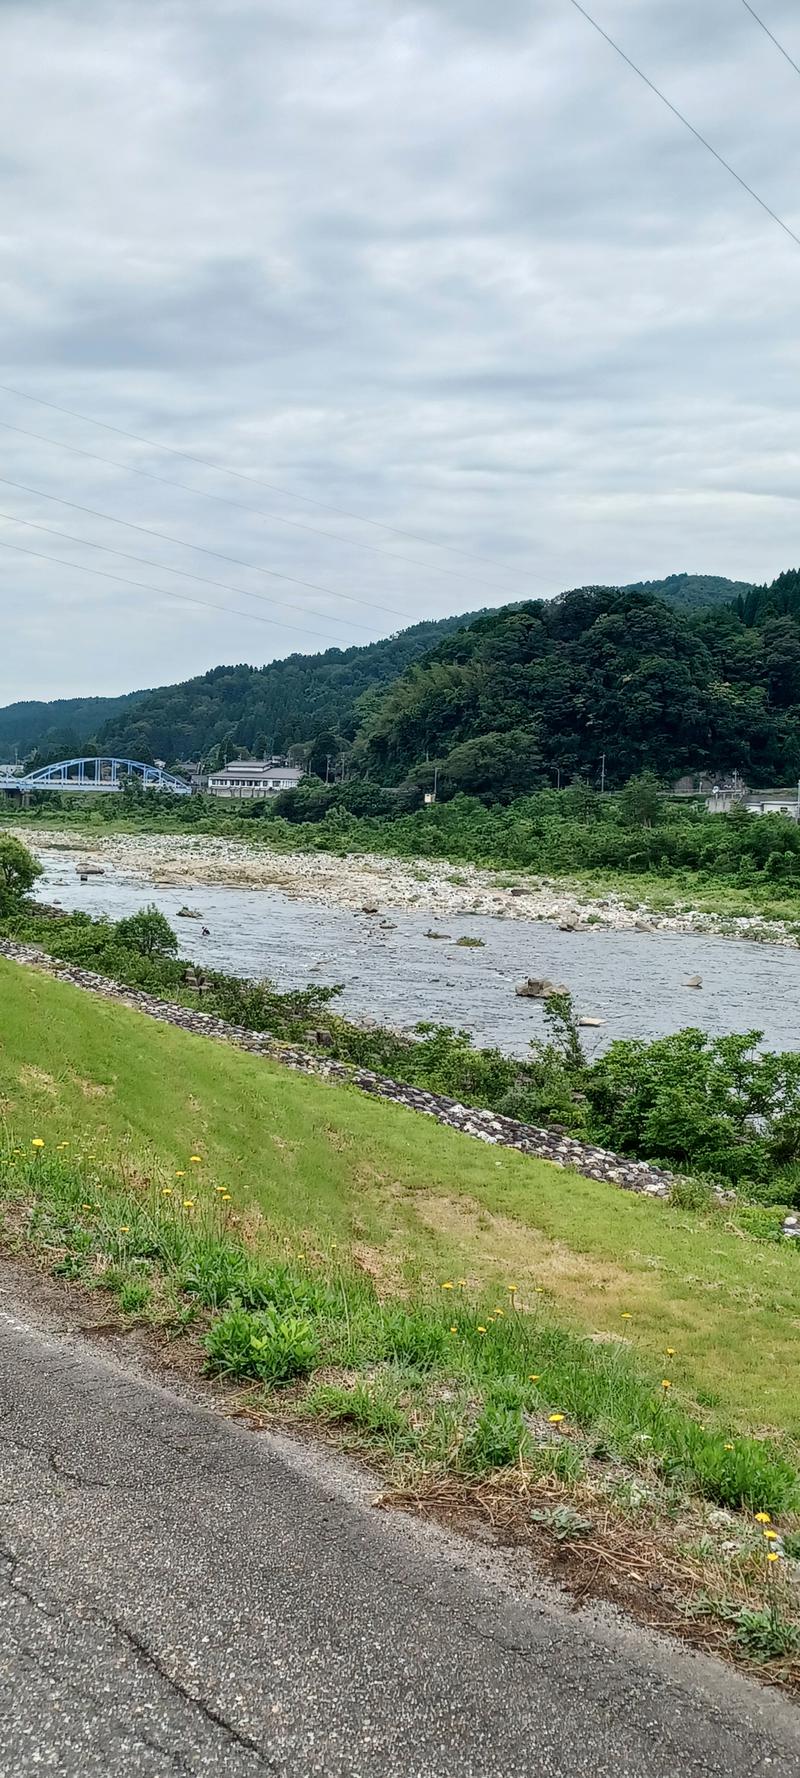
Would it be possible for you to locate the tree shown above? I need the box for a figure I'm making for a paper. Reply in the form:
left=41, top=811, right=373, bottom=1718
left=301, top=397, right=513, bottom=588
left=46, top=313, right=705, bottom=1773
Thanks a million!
left=114, top=906, right=179, bottom=959
left=442, top=729, right=543, bottom=801
left=618, top=772, right=666, bottom=829
left=0, top=835, right=42, bottom=913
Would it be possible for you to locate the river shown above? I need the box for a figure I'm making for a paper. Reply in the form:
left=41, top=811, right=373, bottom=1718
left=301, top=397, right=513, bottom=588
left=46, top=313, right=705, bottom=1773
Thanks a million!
left=31, top=849, right=800, bottom=1058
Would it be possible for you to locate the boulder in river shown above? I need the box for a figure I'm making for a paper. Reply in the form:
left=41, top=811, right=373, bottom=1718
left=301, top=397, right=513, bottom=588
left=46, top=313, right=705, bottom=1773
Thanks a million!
left=515, top=977, right=568, bottom=999
left=361, top=903, right=379, bottom=915
left=578, top=1016, right=605, bottom=1028
left=558, top=917, right=577, bottom=932
left=684, top=974, right=703, bottom=988
left=177, top=906, right=203, bottom=920
left=425, top=929, right=452, bottom=940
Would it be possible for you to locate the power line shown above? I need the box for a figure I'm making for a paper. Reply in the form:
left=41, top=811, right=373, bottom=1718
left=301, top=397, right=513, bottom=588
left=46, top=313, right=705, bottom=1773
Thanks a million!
left=0, top=384, right=542, bottom=589
left=0, top=507, right=366, bottom=636
left=566, top=0, right=800, bottom=251
left=0, top=471, right=413, bottom=627
left=0, top=534, right=366, bottom=649
left=741, top=0, right=800, bottom=79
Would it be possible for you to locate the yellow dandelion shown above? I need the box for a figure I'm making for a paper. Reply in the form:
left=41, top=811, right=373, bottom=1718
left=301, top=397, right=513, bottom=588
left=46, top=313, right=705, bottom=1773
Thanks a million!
left=507, top=1283, right=517, bottom=1294
left=548, top=1413, right=565, bottom=1424
left=161, top=1187, right=173, bottom=1196
left=767, top=1552, right=780, bottom=1563
left=189, top=1155, right=202, bottom=1164
left=214, top=1185, right=227, bottom=1194
left=493, top=1308, right=505, bottom=1318
left=31, top=1138, right=45, bottom=1149
left=182, top=1198, right=195, bottom=1209
left=661, top=1379, right=672, bottom=1391
left=175, top=1170, right=186, bottom=1178
left=449, top=1325, right=458, bottom=1334
left=441, top=1281, right=454, bottom=1290
left=755, top=1512, right=772, bottom=1524
left=724, top=1442, right=734, bottom=1451
left=458, top=1278, right=468, bottom=1289
left=119, top=1226, right=130, bottom=1234
left=763, top=1529, right=779, bottom=1541
left=529, top=1374, right=541, bottom=1383
left=477, top=1325, right=487, bottom=1334
left=220, top=1193, right=232, bottom=1202
left=620, top=1311, right=632, bottom=1320
left=665, top=1347, right=675, bottom=1357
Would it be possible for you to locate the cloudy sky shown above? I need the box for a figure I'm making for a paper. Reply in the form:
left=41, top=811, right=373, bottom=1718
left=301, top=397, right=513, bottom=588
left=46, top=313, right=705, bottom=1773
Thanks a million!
left=1, top=0, right=799, bottom=706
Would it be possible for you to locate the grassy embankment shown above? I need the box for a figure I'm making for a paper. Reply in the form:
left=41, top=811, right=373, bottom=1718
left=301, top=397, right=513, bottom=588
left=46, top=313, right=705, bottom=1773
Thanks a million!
left=2, top=956, right=800, bottom=1666
left=1, top=955, right=799, bottom=1440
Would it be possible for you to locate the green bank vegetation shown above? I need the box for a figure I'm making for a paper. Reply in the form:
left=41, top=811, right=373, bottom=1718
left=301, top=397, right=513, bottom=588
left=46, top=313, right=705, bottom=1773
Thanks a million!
left=1, top=961, right=799, bottom=1671
left=5, top=892, right=800, bottom=1210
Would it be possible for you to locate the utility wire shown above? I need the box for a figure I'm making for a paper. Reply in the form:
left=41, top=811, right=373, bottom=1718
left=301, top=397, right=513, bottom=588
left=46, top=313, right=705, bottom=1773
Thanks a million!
left=0, top=383, right=540, bottom=588
left=0, top=415, right=537, bottom=603
left=0, top=507, right=366, bottom=635
left=566, top=0, right=800, bottom=250
left=0, top=534, right=365, bottom=649
left=0, top=472, right=412, bottom=626
left=741, top=0, right=800, bottom=79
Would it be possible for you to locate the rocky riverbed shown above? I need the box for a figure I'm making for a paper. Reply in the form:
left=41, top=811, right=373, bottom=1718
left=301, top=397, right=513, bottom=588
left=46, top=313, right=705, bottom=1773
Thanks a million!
left=11, top=824, right=800, bottom=945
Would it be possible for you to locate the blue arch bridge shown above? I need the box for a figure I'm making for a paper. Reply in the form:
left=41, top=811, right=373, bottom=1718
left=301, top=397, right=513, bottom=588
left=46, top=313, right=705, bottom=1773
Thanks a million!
left=0, top=757, right=191, bottom=797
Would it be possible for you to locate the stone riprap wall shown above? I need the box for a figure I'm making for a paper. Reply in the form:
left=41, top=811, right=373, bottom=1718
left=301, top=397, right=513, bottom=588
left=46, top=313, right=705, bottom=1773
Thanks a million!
left=0, top=938, right=674, bottom=1201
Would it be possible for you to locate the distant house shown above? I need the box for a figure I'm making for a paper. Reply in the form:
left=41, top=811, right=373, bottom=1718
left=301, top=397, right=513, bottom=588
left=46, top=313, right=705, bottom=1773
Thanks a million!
left=706, top=786, right=800, bottom=821
left=206, top=761, right=304, bottom=801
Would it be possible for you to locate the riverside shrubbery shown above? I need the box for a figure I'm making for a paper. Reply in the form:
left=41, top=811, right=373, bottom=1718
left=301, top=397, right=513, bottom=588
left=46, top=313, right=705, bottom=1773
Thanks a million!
left=4, top=892, right=800, bottom=1209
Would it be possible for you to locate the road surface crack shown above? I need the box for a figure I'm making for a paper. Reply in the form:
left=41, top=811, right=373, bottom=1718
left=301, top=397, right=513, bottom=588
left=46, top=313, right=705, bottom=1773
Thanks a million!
left=103, top=1617, right=280, bottom=1773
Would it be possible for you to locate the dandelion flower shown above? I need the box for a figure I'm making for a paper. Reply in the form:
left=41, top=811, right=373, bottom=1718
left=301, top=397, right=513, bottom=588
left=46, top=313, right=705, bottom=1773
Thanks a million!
left=767, top=1551, right=780, bottom=1563
left=477, top=1325, right=487, bottom=1334
left=665, top=1347, right=675, bottom=1357
left=724, top=1442, right=734, bottom=1451
left=755, top=1512, right=772, bottom=1524
left=175, top=1170, right=186, bottom=1178
left=161, top=1187, right=173, bottom=1196
left=661, top=1379, right=672, bottom=1391
left=189, top=1155, right=202, bottom=1164
left=441, top=1281, right=454, bottom=1290
left=458, top=1278, right=468, bottom=1288
left=507, top=1284, right=517, bottom=1294
left=119, top=1226, right=130, bottom=1235
left=620, top=1311, right=632, bottom=1320
left=548, top=1413, right=565, bottom=1424
left=493, top=1308, right=505, bottom=1317
left=31, top=1138, right=45, bottom=1149
left=182, top=1198, right=195, bottom=1209
left=214, top=1185, right=227, bottom=1194
left=449, top=1325, right=458, bottom=1334
left=763, top=1529, right=779, bottom=1541
left=529, top=1374, right=541, bottom=1383
left=221, top=1193, right=232, bottom=1203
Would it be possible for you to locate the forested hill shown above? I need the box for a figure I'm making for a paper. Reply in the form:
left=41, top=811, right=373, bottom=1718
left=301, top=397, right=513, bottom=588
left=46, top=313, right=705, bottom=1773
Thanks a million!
left=355, top=576, right=800, bottom=792
left=0, top=691, right=147, bottom=761
left=96, top=612, right=488, bottom=765
left=623, top=572, right=753, bottom=611
left=0, top=572, right=753, bottom=766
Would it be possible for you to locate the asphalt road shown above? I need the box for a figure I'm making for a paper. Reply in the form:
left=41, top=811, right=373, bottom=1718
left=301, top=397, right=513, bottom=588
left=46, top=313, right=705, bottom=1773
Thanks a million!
left=0, top=1300, right=798, bottom=1777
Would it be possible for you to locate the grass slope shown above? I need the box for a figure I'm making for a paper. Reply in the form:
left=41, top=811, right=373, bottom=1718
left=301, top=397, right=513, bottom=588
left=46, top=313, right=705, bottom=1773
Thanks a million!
left=1, top=958, right=798, bottom=1445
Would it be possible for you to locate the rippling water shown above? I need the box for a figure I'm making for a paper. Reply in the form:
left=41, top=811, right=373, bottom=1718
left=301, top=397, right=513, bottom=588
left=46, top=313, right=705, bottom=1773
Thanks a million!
left=34, top=852, right=800, bottom=1058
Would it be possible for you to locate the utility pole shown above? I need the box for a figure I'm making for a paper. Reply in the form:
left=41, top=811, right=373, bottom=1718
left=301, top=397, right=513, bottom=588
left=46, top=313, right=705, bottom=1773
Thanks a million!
left=600, top=753, right=606, bottom=795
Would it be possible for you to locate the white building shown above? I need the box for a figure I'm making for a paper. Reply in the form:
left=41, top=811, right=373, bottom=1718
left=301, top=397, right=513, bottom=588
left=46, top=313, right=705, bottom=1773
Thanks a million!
left=206, top=762, right=304, bottom=801
left=706, top=787, right=800, bottom=821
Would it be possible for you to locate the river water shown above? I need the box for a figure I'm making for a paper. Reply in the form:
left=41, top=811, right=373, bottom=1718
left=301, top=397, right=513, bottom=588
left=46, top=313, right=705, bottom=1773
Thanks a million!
left=32, top=851, right=800, bottom=1058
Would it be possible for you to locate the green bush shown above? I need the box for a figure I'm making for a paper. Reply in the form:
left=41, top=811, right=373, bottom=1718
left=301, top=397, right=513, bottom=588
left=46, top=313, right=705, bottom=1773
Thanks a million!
left=204, top=1306, right=319, bottom=1385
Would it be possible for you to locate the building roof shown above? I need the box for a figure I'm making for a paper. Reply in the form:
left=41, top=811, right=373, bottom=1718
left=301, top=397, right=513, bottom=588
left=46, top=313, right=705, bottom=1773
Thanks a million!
left=207, top=762, right=302, bottom=782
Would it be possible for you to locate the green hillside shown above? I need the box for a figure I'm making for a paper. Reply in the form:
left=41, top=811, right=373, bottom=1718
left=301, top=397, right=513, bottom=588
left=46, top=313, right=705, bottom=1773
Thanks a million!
left=0, top=691, right=147, bottom=762
left=355, top=575, right=800, bottom=790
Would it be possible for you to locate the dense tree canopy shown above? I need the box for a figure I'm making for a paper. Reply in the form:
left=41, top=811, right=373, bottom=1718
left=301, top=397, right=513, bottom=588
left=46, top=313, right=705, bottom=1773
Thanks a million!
left=355, top=582, right=800, bottom=789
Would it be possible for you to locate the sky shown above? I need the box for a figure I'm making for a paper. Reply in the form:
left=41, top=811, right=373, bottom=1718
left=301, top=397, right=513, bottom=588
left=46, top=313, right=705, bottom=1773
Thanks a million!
left=1, top=0, right=800, bottom=705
